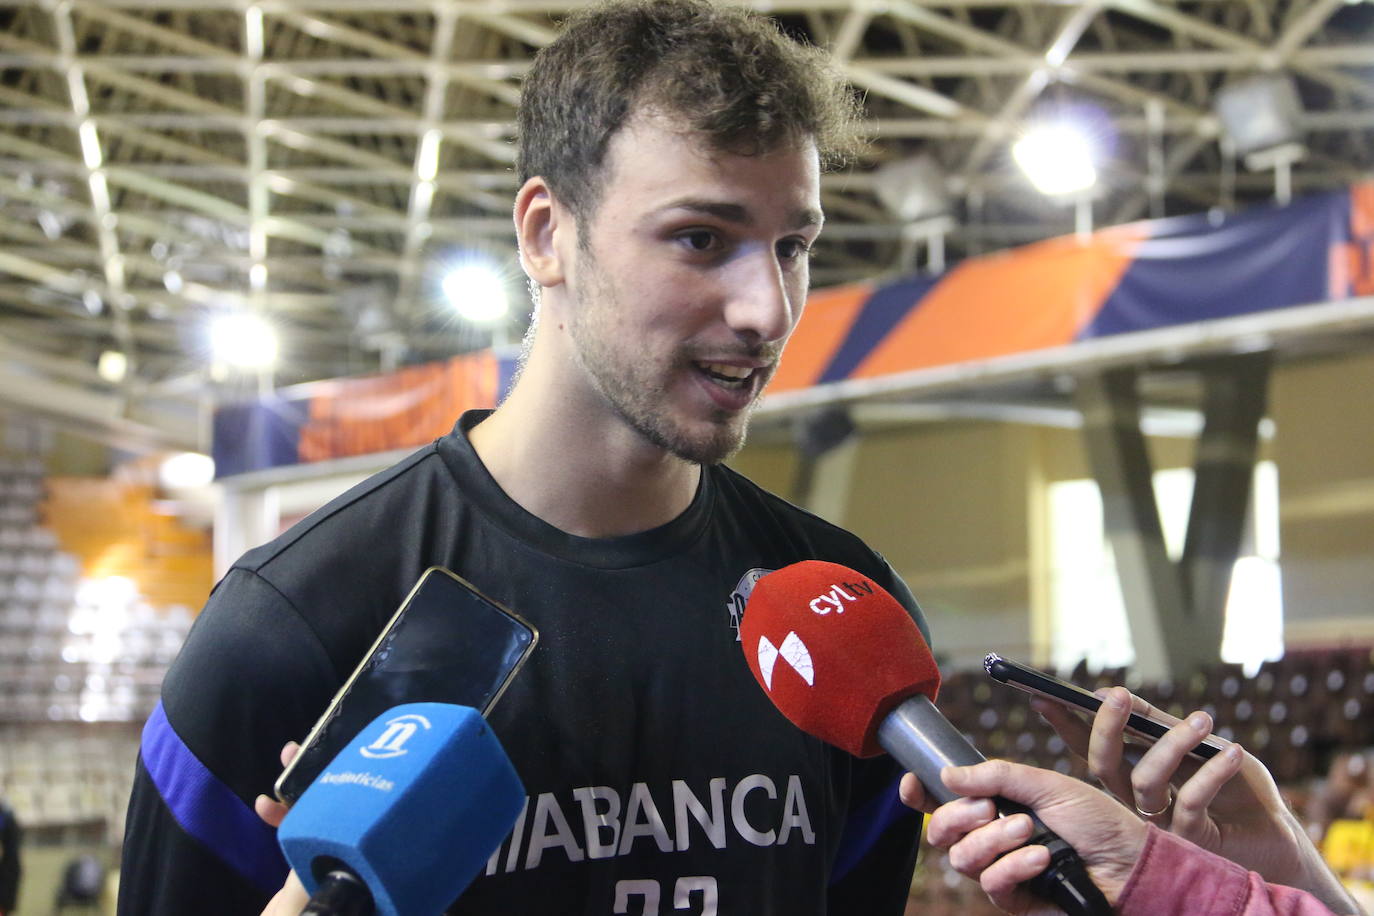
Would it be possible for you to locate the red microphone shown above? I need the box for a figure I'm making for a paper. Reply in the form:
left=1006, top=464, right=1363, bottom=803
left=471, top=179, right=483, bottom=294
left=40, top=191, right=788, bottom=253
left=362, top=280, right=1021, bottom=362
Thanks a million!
left=740, top=560, right=937, bottom=757
left=742, top=561, right=1111, bottom=916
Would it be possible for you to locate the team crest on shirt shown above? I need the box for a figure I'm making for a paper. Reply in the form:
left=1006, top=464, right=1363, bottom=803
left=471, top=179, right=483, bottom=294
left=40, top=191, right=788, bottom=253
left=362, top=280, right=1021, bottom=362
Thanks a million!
left=726, top=567, right=773, bottom=642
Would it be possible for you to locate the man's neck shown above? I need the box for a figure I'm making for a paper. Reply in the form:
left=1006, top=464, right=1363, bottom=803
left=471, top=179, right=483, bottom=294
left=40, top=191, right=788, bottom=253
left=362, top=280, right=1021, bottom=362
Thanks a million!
left=467, top=366, right=702, bottom=539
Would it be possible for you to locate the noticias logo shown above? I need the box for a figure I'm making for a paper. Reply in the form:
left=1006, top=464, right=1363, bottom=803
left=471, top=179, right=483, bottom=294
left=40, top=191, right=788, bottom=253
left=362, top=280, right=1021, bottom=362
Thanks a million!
left=359, top=712, right=432, bottom=759
left=757, top=632, right=814, bottom=690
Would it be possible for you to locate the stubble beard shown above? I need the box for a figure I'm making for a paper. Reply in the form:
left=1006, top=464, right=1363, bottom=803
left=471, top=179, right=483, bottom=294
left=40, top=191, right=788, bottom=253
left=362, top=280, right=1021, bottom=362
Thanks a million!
left=568, top=248, right=753, bottom=466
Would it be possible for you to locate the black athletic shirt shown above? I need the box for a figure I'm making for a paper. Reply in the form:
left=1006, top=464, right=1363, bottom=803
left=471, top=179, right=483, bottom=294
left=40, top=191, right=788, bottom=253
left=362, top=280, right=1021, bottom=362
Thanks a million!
left=0, top=801, right=19, bottom=914
left=119, top=410, right=929, bottom=915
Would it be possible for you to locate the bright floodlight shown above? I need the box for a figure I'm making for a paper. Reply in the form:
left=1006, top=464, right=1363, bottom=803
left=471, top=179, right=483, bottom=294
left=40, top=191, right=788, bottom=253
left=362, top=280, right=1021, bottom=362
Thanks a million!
left=211, top=311, right=279, bottom=370
left=1013, top=122, right=1098, bottom=196
left=160, top=452, right=216, bottom=490
left=442, top=263, right=509, bottom=324
left=97, top=350, right=128, bottom=383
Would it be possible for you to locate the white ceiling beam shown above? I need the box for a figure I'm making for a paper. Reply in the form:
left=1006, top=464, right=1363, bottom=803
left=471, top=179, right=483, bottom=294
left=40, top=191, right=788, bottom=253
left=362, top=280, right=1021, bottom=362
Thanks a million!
left=245, top=4, right=270, bottom=304
left=395, top=3, right=460, bottom=318
left=830, top=4, right=875, bottom=65
left=49, top=0, right=136, bottom=382
left=0, top=132, right=384, bottom=260
left=259, top=121, right=409, bottom=174
left=75, top=3, right=245, bottom=61
left=272, top=9, right=522, bottom=107
left=0, top=82, right=411, bottom=275
left=0, top=236, right=206, bottom=335
left=459, top=9, right=557, bottom=48
left=15, top=42, right=1374, bottom=80
left=1107, top=0, right=1374, bottom=105
left=1107, top=130, right=1212, bottom=225
left=81, top=63, right=244, bottom=117
left=98, top=120, right=243, bottom=167
left=0, top=170, right=215, bottom=253
left=1270, top=0, right=1343, bottom=64
left=0, top=359, right=199, bottom=452
left=961, top=2, right=1100, bottom=175
left=844, top=66, right=982, bottom=121
left=853, top=45, right=1374, bottom=77
left=886, top=0, right=1210, bottom=133
left=877, top=0, right=1221, bottom=217
left=866, top=108, right=1374, bottom=139
left=262, top=69, right=515, bottom=163
left=0, top=107, right=517, bottom=141
left=0, top=53, right=532, bottom=78
left=264, top=175, right=425, bottom=224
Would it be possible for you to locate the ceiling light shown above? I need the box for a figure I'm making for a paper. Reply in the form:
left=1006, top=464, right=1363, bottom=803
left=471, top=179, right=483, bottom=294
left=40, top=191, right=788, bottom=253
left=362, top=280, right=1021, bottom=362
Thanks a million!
left=211, top=311, right=279, bottom=370
left=37, top=210, right=64, bottom=240
left=1214, top=73, right=1304, bottom=158
left=417, top=129, right=442, bottom=182
left=78, top=122, right=102, bottom=169
left=442, top=262, right=509, bottom=324
left=413, top=180, right=435, bottom=213
left=1013, top=121, right=1098, bottom=197
left=871, top=154, right=951, bottom=222
left=76, top=576, right=136, bottom=612
left=245, top=6, right=264, bottom=59
left=159, top=452, right=216, bottom=489
left=97, top=350, right=127, bottom=383
left=324, top=229, right=352, bottom=259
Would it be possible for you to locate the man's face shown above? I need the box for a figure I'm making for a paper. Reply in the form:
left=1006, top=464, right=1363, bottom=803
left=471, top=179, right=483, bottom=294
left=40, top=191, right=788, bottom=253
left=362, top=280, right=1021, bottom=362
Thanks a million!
left=562, top=113, right=823, bottom=465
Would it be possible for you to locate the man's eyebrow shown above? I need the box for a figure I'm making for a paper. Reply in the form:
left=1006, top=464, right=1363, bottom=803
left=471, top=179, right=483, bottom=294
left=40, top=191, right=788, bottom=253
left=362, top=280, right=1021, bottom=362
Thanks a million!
left=658, top=198, right=824, bottom=231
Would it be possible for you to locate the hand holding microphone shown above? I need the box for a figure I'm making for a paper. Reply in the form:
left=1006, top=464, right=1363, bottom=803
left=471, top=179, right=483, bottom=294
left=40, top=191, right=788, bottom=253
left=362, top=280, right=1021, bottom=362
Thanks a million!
left=1036, top=686, right=1361, bottom=915
left=739, top=561, right=1112, bottom=916
left=920, top=759, right=1149, bottom=915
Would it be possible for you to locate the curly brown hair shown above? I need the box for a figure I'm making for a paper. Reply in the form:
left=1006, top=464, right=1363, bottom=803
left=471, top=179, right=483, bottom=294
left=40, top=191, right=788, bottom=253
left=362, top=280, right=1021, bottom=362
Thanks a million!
left=516, top=0, right=861, bottom=220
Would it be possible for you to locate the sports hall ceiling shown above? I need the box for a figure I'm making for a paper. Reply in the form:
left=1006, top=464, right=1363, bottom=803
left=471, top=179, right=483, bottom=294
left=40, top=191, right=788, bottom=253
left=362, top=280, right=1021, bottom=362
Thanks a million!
left=1, top=0, right=1372, bottom=448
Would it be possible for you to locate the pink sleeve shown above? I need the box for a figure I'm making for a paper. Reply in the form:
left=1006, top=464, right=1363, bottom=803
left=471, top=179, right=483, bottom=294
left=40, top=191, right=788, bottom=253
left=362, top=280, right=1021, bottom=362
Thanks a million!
left=1117, top=826, right=1337, bottom=916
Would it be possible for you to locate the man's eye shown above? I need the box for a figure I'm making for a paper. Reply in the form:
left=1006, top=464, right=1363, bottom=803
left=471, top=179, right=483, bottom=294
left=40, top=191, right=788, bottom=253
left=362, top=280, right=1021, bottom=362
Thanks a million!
left=778, top=238, right=812, bottom=260
left=679, top=231, right=719, bottom=252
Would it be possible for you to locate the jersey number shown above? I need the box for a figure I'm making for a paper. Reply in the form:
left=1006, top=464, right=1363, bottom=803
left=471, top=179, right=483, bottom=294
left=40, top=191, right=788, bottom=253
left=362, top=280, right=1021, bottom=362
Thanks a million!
left=612, top=877, right=718, bottom=916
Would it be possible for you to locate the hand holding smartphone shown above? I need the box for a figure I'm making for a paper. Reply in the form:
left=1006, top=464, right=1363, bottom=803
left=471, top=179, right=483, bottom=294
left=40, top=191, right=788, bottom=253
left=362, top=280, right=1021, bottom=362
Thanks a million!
left=274, top=567, right=538, bottom=805
left=983, top=653, right=1226, bottom=761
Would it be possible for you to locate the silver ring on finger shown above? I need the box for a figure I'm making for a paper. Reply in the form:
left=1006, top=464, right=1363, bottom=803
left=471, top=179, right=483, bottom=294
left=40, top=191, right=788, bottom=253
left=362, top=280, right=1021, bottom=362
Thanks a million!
left=1134, top=787, right=1174, bottom=818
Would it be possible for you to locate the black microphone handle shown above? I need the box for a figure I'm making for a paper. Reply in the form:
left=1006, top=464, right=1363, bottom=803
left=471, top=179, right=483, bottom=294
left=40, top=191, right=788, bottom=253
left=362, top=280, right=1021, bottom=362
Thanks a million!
left=876, top=695, right=1113, bottom=916
left=299, top=868, right=374, bottom=916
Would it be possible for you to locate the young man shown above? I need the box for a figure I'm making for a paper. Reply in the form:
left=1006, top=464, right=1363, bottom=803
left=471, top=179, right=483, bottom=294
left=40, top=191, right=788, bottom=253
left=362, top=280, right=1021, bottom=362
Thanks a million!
left=118, top=2, right=928, bottom=913
left=0, top=798, right=19, bottom=916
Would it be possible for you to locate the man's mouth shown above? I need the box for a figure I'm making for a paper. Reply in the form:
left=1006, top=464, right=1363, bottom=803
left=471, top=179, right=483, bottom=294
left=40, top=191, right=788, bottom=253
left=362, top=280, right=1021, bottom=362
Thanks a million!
left=694, top=361, right=757, bottom=391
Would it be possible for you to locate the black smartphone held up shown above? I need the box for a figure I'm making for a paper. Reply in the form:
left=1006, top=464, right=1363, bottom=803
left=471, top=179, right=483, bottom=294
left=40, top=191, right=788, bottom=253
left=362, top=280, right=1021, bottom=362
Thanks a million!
left=983, top=653, right=1225, bottom=761
left=274, top=567, right=539, bottom=804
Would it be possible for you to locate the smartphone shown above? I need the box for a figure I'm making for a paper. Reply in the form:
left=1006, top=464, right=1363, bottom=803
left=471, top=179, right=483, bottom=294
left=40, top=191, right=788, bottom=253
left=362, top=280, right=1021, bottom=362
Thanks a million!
left=983, top=653, right=1225, bottom=761
left=274, top=567, right=539, bottom=804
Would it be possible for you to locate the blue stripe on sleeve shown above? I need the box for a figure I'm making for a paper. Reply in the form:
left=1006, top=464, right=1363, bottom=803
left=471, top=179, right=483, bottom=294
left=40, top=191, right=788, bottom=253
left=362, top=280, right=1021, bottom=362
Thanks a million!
left=830, top=773, right=917, bottom=884
left=141, top=700, right=289, bottom=894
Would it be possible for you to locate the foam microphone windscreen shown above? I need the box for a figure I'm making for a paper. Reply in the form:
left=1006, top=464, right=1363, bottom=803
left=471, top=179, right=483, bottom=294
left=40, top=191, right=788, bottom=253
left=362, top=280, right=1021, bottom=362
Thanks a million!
left=741, top=560, right=939, bottom=757
left=278, top=702, right=524, bottom=916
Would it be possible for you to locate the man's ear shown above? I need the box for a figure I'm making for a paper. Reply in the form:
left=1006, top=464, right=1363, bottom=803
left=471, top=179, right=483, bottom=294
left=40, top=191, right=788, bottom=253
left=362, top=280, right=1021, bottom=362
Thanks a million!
left=514, top=176, right=569, bottom=289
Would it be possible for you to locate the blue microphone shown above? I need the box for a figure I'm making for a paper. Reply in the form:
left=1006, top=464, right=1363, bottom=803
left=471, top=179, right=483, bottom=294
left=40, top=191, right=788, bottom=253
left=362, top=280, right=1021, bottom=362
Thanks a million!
left=277, top=702, right=525, bottom=916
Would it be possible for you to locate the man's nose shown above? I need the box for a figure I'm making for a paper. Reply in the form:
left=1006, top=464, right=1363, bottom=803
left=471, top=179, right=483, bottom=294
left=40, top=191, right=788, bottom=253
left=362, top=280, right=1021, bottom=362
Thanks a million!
left=723, top=250, right=797, bottom=344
